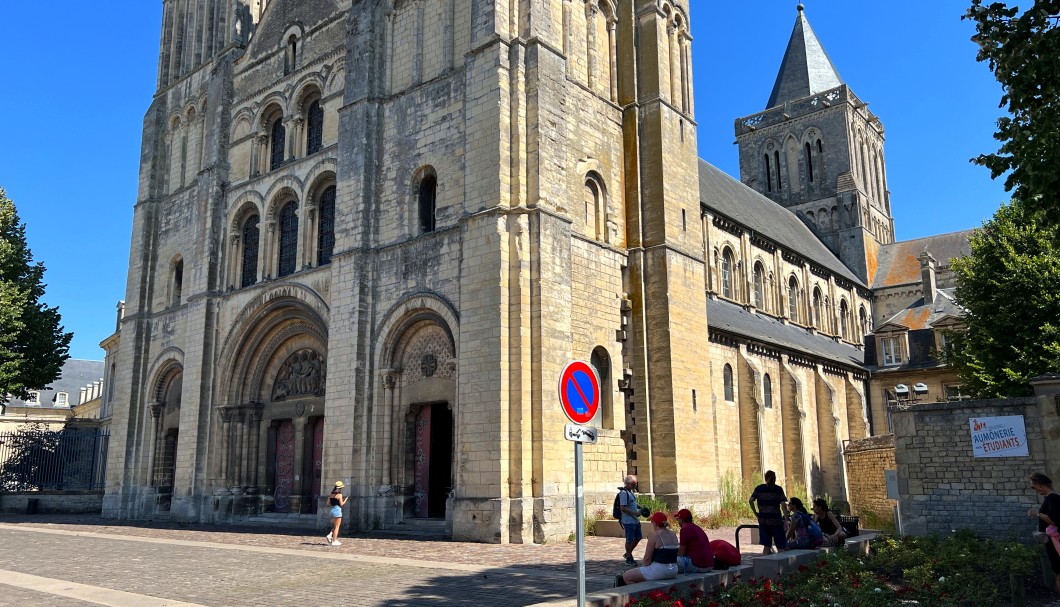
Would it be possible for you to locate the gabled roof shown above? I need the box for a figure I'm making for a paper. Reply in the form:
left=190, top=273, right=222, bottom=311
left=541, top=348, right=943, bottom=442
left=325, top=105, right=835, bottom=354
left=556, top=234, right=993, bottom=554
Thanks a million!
left=708, top=299, right=865, bottom=368
left=880, top=289, right=965, bottom=331
left=766, top=6, right=844, bottom=109
left=698, top=160, right=865, bottom=287
left=872, top=230, right=974, bottom=289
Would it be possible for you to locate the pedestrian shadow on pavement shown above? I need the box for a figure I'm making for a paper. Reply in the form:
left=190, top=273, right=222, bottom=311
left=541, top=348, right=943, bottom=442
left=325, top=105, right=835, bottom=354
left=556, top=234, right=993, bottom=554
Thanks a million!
left=378, top=559, right=623, bottom=607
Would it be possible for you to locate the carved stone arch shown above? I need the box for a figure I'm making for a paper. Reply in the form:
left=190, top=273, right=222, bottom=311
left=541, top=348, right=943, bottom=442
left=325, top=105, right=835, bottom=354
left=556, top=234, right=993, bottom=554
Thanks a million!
left=257, top=96, right=288, bottom=129
left=375, top=292, right=460, bottom=374
left=232, top=109, right=255, bottom=140
left=324, top=61, right=345, bottom=96
left=304, top=159, right=339, bottom=202
left=169, top=114, right=182, bottom=132
left=184, top=105, right=197, bottom=123
left=149, top=349, right=185, bottom=404
left=229, top=191, right=265, bottom=234
left=217, top=290, right=330, bottom=405
left=264, top=176, right=304, bottom=216
left=280, top=23, right=306, bottom=49
left=595, top=0, right=618, bottom=22
left=292, top=76, right=326, bottom=116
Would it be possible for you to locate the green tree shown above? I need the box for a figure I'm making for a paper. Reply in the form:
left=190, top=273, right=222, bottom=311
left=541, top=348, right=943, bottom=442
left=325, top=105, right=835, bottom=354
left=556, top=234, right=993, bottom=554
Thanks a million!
left=964, top=1, right=1060, bottom=229
left=0, top=187, right=71, bottom=405
left=946, top=200, right=1060, bottom=397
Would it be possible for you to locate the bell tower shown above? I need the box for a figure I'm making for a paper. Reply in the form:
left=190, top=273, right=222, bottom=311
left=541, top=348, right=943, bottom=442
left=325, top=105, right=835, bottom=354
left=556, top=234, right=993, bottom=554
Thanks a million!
left=158, top=0, right=254, bottom=89
left=734, top=5, right=894, bottom=284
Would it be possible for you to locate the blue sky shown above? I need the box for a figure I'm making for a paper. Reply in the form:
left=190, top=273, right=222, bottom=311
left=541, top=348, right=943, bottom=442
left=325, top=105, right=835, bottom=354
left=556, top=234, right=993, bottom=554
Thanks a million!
left=0, top=2, right=1008, bottom=361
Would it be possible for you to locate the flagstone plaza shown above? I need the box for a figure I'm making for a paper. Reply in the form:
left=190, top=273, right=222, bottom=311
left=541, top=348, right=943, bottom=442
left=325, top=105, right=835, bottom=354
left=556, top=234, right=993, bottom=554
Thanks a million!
left=0, top=515, right=757, bottom=606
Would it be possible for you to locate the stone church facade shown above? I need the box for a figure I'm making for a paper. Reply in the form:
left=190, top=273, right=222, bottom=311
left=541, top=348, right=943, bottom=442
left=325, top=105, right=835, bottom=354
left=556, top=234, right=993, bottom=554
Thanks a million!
left=102, top=1, right=962, bottom=542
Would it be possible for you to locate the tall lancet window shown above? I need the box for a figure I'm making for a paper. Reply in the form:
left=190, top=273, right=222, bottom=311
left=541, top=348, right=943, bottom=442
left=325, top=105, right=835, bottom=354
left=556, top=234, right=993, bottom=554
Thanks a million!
left=419, top=174, right=437, bottom=233
left=269, top=118, right=286, bottom=171
left=241, top=215, right=260, bottom=288
left=306, top=100, right=323, bottom=155
left=317, top=186, right=336, bottom=266
left=278, top=201, right=298, bottom=277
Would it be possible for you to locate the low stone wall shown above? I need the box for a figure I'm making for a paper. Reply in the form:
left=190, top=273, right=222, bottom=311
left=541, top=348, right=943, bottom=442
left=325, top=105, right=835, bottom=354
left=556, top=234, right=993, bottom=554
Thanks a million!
left=844, top=434, right=896, bottom=520
left=0, top=491, right=103, bottom=514
left=892, top=397, right=1042, bottom=539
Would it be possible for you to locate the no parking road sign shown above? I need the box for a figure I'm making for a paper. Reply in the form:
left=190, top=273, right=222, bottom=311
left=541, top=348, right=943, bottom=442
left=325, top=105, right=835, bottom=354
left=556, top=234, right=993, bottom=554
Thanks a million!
left=558, top=360, right=600, bottom=425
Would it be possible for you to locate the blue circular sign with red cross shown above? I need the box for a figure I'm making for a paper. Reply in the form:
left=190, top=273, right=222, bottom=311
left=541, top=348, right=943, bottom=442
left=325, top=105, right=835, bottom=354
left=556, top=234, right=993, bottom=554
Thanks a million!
left=558, top=361, right=601, bottom=425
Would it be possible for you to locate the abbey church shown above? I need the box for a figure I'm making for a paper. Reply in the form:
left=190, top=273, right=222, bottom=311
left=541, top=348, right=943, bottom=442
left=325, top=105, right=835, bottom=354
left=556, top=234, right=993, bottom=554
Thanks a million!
left=102, top=0, right=969, bottom=542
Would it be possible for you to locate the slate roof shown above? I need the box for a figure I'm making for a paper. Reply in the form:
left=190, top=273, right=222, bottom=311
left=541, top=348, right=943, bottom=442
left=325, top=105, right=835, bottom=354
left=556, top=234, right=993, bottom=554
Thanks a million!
left=708, top=299, right=865, bottom=368
left=872, top=230, right=974, bottom=289
left=698, top=160, right=865, bottom=287
left=766, top=6, right=844, bottom=109
left=879, top=288, right=964, bottom=331
left=6, top=359, right=104, bottom=409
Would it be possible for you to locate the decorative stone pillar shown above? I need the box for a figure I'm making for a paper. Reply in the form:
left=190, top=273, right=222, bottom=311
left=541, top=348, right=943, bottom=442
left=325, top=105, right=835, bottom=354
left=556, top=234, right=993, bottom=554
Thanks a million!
left=148, top=402, right=165, bottom=487
left=608, top=20, right=618, bottom=102
left=247, top=403, right=264, bottom=488
left=381, top=370, right=398, bottom=485
left=219, top=407, right=235, bottom=486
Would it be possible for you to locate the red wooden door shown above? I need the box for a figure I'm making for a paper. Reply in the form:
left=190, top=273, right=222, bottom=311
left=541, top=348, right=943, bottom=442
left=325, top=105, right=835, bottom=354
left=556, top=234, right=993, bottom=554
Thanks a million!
left=414, top=406, right=432, bottom=518
left=274, top=420, right=295, bottom=513
left=309, top=419, right=324, bottom=514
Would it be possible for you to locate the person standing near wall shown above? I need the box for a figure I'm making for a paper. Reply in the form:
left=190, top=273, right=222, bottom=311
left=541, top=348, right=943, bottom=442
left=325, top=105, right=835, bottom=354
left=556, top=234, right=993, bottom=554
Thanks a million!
left=326, top=481, right=347, bottom=546
left=618, top=475, right=643, bottom=565
left=749, top=470, right=789, bottom=555
left=1029, top=472, right=1060, bottom=593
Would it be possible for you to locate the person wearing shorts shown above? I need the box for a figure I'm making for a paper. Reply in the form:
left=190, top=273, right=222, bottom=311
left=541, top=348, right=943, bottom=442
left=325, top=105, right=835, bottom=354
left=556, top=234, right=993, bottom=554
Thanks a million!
left=326, top=481, right=347, bottom=546
left=749, top=470, right=789, bottom=554
left=618, top=475, right=643, bottom=565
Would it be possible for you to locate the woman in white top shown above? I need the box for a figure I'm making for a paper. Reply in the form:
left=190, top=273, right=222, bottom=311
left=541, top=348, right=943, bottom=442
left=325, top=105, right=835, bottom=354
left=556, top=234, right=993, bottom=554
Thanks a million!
left=621, top=512, right=680, bottom=585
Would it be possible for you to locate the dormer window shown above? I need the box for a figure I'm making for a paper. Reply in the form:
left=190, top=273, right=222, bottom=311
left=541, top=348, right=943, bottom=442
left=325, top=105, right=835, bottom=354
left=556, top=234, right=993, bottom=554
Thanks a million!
left=55, top=392, right=69, bottom=407
left=26, top=391, right=40, bottom=405
left=880, top=335, right=906, bottom=366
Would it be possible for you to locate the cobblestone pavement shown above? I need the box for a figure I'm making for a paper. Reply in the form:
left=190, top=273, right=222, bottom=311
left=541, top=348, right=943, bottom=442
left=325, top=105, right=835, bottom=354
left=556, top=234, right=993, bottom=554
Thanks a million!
left=0, top=515, right=759, bottom=606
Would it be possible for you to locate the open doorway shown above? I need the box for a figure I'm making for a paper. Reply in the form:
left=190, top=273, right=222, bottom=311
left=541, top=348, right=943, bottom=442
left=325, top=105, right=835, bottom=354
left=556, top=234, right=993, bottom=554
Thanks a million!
left=413, top=403, right=453, bottom=518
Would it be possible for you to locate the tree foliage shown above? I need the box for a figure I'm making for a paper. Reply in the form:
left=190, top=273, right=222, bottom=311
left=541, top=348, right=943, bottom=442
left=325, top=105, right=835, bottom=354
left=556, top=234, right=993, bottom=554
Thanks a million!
left=0, top=187, right=71, bottom=404
left=946, top=200, right=1060, bottom=397
left=964, top=1, right=1060, bottom=229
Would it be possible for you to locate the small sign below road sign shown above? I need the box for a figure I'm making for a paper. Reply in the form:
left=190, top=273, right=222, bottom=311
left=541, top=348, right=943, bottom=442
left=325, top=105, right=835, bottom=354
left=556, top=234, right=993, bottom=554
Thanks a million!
left=564, top=424, right=598, bottom=444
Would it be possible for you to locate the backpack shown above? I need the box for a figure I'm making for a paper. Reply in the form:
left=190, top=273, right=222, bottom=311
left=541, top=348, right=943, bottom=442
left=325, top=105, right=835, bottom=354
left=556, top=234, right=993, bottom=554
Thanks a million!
left=806, top=516, right=824, bottom=547
left=612, top=489, right=632, bottom=519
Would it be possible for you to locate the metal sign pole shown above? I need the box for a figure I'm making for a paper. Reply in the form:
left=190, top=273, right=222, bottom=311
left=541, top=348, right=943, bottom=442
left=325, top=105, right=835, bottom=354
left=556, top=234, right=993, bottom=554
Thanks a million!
left=575, top=440, right=585, bottom=607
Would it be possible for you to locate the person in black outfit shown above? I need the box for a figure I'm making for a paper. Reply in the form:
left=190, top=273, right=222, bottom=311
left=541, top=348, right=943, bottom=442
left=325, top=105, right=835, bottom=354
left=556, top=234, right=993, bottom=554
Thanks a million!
left=1030, top=472, right=1060, bottom=593
left=749, top=470, right=789, bottom=554
left=812, top=498, right=847, bottom=547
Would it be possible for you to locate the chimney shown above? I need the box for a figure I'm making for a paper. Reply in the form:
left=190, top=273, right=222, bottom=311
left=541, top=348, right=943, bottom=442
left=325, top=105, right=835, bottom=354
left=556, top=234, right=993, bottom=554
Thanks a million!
left=918, top=251, right=937, bottom=303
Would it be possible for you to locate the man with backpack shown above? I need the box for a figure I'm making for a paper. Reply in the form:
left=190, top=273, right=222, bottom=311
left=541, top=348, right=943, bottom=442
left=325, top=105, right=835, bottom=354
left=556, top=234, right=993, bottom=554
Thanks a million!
left=615, top=475, right=643, bottom=565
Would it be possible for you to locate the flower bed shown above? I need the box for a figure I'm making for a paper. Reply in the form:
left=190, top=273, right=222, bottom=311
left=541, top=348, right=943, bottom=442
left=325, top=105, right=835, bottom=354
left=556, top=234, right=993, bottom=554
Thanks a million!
left=626, top=530, right=1044, bottom=607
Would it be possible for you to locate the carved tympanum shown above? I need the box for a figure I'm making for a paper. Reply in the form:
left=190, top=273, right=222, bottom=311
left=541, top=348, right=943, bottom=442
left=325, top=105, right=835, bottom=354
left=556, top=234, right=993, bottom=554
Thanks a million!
left=272, top=349, right=326, bottom=400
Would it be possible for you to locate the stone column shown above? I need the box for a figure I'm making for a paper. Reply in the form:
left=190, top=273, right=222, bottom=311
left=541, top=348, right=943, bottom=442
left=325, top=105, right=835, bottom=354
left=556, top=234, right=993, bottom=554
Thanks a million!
left=248, top=403, right=264, bottom=487
left=381, top=371, right=398, bottom=485
left=148, top=403, right=165, bottom=486
left=607, top=20, right=618, bottom=102
left=219, top=407, right=234, bottom=486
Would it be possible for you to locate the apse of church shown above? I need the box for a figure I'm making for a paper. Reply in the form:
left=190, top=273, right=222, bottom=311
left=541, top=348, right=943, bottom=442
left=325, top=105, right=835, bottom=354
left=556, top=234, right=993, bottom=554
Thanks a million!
left=104, top=0, right=876, bottom=544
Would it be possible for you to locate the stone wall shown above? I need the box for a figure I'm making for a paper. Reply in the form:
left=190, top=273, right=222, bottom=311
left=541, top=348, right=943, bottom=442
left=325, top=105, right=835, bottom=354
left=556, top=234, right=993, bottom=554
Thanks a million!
left=0, top=492, right=103, bottom=515
left=892, top=397, right=1042, bottom=539
left=843, top=434, right=895, bottom=520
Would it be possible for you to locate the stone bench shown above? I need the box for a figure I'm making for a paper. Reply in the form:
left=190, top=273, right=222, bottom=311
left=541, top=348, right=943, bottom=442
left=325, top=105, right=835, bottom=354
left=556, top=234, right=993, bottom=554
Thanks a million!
left=752, top=549, right=823, bottom=580
left=593, top=519, right=654, bottom=538
left=821, top=531, right=878, bottom=557
left=525, top=565, right=752, bottom=607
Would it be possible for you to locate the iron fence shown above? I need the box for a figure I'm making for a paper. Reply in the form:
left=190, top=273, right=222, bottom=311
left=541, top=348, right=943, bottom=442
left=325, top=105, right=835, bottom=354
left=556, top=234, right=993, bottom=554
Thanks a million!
left=0, top=427, right=109, bottom=491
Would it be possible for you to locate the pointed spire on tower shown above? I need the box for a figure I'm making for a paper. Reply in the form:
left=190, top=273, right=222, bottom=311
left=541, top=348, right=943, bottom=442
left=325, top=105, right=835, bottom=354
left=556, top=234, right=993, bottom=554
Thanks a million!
left=765, top=4, right=844, bottom=109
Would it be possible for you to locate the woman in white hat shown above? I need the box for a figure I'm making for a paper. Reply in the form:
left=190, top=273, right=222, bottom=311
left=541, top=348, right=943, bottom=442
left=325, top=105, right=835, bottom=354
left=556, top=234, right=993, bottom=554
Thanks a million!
left=326, top=481, right=347, bottom=546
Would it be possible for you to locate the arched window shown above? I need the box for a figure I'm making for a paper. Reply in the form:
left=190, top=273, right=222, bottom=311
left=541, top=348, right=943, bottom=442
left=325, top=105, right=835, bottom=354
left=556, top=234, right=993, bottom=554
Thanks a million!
left=860, top=305, right=870, bottom=336
left=317, top=186, right=336, bottom=266
left=286, top=35, right=298, bottom=73
left=584, top=179, right=601, bottom=240
left=419, top=174, right=437, bottom=233
left=763, top=373, right=772, bottom=408
left=812, top=287, right=823, bottom=328
left=753, top=262, right=765, bottom=309
left=590, top=347, right=612, bottom=428
left=817, top=139, right=823, bottom=154
left=269, top=118, right=286, bottom=171
left=306, top=100, right=323, bottom=155
left=278, top=201, right=298, bottom=277
left=765, top=154, right=773, bottom=193
left=723, top=364, right=734, bottom=402
left=774, top=150, right=782, bottom=191
left=171, top=258, right=183, bottom=306
left=721, top=249, right=735, bottom=299
left=240, top=215, right=260, bottom=288
left=840, top=299, right=849, bottom=338
left=787, top=276, right=799, bottom=321
left=805, top=142, right=814, bottom=183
